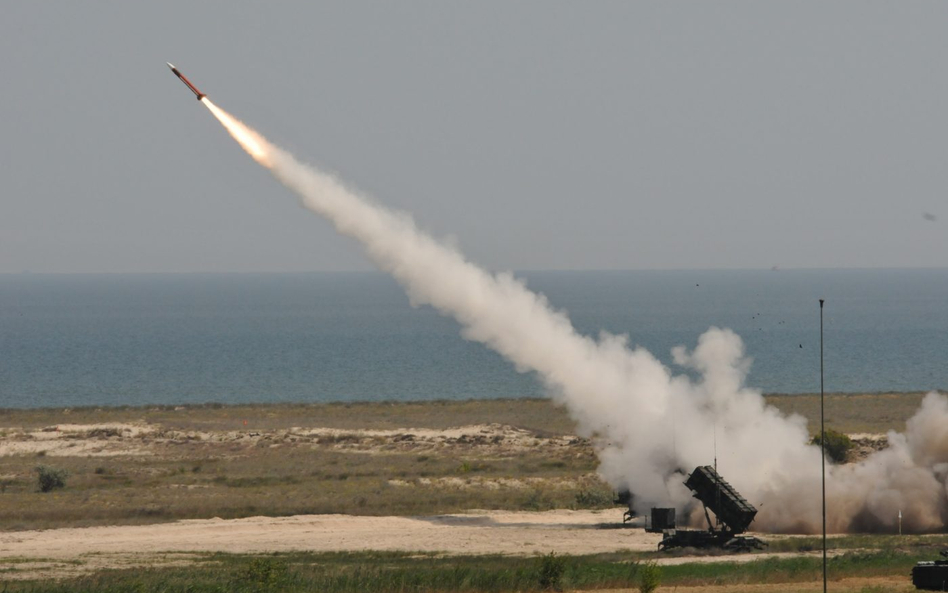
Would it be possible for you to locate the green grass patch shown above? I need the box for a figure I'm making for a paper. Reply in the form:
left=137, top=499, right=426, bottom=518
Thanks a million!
left=766, top=533, right=948, bottom=554
left=660, top=551, right=915, bottom=587
left=0, top=548, right=933, bottom=593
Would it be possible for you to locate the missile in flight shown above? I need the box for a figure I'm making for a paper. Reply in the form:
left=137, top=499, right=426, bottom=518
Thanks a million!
left=166, top=63, right=205, bottom=100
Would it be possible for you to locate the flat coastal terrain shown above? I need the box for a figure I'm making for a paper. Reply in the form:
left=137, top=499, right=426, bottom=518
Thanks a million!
left=0, top=392, right=940, bottom=591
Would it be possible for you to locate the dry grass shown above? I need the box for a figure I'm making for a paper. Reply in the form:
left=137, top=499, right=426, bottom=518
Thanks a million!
left=0, top=416, right=601, bottom=531
left=0, top=398, right=574, bottom=433
left=0, top=549, right=927, bottom=592
left=0, top=393, right=926, bottom=531
left=764, top=392, right=927, bottom=435
left=0, top=392, right=926, bottom=433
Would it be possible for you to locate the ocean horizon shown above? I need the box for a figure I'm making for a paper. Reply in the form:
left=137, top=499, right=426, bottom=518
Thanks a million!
left=2, top=268, right=946, bottom=409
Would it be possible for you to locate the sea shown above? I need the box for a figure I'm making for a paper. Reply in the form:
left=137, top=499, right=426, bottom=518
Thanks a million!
left=1, top=269, right=946, bottom=409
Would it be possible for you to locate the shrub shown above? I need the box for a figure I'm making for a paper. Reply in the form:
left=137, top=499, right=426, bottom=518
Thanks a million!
left=87, top=427, right=121, bottom=438
left=536, top=551, right=565, bottom=590
left=523, top=488, right=553, bottom=511
left=240, top=557, right=287, bottom=589
left=638, top=560, right=661, bottom=593
left=36, top=465, right=68, bottom=492
left=574, top=487, right=614, bottom=509
left=811, top=429, right=854, bottom=463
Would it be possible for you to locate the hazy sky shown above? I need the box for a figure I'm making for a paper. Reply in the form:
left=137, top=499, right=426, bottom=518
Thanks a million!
left=2, top=2, right=946, bottom=273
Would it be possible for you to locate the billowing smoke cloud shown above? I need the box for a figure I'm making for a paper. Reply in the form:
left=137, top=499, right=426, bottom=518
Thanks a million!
left=205, top=100, right=947, bottom=534
left=760, top=392, right=948, bottom=533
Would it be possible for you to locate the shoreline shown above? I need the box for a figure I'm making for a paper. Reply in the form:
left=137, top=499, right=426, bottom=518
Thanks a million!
left=1, top=390, right=937, bottom=411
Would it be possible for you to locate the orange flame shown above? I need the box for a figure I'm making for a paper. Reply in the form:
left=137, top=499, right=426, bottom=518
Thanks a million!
left=202, top=98, right=272, bottom=167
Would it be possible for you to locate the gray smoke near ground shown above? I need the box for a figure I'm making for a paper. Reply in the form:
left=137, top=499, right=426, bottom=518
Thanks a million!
left=206, top=101, right=948, bottom=534
left=764, top=392, right=948, bottom=533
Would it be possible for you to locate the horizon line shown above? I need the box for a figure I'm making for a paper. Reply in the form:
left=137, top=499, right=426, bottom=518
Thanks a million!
left=2, top=265, right=947, bottom=277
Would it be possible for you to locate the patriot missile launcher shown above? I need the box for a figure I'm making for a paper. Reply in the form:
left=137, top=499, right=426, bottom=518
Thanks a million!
left=657, top=466, right=766, bottom=552
left=912, top=550, right=948, bottom=590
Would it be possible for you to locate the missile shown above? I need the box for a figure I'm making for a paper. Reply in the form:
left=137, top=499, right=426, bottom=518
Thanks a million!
left=166, top=62, right=205, bottom=100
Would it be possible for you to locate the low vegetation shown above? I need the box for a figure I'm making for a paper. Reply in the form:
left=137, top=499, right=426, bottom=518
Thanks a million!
left=0, top=391, right=925, bottom=434
left=637, top=560, right=661, bottom=593
left=766, top=391, right=926, bottom=434
left=536, top=552, right=565, bottom=590
left=34, top=465, right=67, bottom=493
left=766, top=533, right=948, bottom=554
left=811, top=428, right=855, bottom=463
left=0, top=396, right=935, bottom=591
left=0, top=549, right=925, bottom=592
left=0, top=394, right=925, bottom=531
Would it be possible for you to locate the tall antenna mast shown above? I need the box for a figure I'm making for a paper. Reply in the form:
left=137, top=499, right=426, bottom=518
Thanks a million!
left=820, top=298, right=827, bottom=593
left=713, top=420, right=719, bottom=529
left=713, top=422, right=717, bottom=474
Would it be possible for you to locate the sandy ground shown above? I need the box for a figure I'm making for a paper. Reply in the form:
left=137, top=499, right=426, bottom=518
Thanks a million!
left=0, top=421, right=583, bottom=459
left=0, top=509, right=655, bottom=559
left=0, top=508, right=829, bottom=581
left=0, top=423, right=157, bottom=457
left=0, top=420, right=884, bottom=463
left=0, top=509, right=852, bottom=591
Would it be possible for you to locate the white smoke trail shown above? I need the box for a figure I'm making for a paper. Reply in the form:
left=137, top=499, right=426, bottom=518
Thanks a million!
left=203, top=100, right=948, bottom=534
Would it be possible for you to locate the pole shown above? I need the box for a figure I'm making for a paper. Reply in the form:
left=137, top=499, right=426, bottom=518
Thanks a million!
left=713, top=421, right=719, bottom=529
left=820, top=298, right=827, bottom=593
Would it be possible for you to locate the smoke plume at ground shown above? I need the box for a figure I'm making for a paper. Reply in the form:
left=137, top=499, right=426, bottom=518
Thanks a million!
left=204, top=101, right=947, bottom=534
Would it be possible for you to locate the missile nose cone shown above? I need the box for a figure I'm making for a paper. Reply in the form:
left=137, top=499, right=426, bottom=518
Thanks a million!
left=166, top=62, right=176, bottom=71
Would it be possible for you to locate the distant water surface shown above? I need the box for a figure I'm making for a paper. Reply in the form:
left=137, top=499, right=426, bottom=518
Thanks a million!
left=0, top=269, right=945, bottom=408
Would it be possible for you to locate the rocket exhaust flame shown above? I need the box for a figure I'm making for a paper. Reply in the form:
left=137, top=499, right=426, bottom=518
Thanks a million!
left=190, top=91, right=948, bottom=535
left=164, top=64, right=269, bottom=165
left=202, top=99, right=272, bottom=167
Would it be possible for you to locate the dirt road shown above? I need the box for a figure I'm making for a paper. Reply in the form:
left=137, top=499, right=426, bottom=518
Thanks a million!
left=1, top=509, right=655, bottom=559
